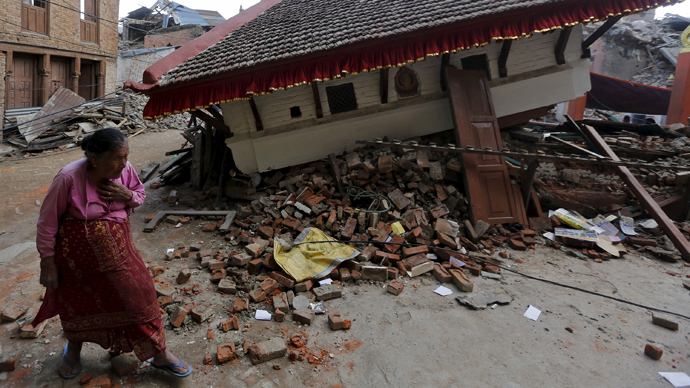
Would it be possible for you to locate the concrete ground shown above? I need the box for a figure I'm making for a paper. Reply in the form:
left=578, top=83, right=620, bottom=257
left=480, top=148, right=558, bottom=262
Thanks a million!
left=0, top=130, right=688, bottom=388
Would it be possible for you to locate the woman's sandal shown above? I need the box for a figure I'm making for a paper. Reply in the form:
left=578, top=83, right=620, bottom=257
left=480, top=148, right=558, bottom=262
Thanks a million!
left=59, top=344, right=81, bottom=379
left=149, top=357, right=193, bottom=378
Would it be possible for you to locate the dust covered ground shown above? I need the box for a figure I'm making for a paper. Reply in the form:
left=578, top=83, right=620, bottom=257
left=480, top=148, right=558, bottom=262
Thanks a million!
left=0, top=130, right=688, bottom=388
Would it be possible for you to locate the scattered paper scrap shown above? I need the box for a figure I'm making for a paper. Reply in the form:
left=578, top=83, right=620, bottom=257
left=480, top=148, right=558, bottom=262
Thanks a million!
left=319, top=278, right=333, bottom=286
left=166, top=248, right=174, bottom=253
left=449, top=257, right=465, bottom=268
left=554, top=208, right=596, bottom=231
left=255, top=310, right=271, bottom=320
left=434, top=286, right=453, bottom=296
left=659, top=372, right=690, bottom=387
left=554, top=228, right=598, bottom=242
left=524, top=305, right=541, bottom=321
left=391, top=222, right=405, bottom=235
left=543, top=232, right=557, bottom=242
left=620, top=216, right=637, bottom=235
left=593, top=215, right=624, bottom=239
left=640, top=219, right=659, bottom=229
left=596, top=235, right=627, bottom=257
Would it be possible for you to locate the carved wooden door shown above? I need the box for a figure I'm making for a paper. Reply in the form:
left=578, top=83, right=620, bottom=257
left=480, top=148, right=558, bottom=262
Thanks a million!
left=7, top=55, right=37, bottom=109
left=446, top=65, right=525, bottom=225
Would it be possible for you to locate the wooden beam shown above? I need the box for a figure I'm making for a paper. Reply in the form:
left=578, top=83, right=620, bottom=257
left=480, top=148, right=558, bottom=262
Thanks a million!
left=555, top=27, right=572, bottom=65
left=311, top=82, right=323, bottom=119
left=207, top=105, right=225, bottom=124
left=190, top=109, right=232, bottom=135
left=248, top=96, right=264, bottom=131
left=580, top=124, right=690, bottom=261
left=582, top=15, right=622, bottom=58
left=498, top=40, right=512, bottom=78
left=440, top=53, right=450, bottom=91
left=380, top=67, right=389, bottom=104
left=521, top=161, right=538, bottom=209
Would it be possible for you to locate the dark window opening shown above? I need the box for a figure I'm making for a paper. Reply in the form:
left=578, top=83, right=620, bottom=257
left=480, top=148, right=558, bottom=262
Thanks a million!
left=290, top=106, right=302, bottom=118
left=461, top=54, right=491, bottom=80
left=326, top=83, right=358, bottom=114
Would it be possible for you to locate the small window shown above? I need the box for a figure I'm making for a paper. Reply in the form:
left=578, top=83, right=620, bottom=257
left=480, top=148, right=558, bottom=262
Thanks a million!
left=21, top=0, right=48, bottom=34
left=326, top=83, right=357, bottom=115
left=461, top=54, right=491, bottom=80
left=290, top=106, right=302, bottom=118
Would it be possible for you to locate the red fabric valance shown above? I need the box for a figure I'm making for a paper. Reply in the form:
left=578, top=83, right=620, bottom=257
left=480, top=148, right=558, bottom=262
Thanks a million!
left=140, top=0, right=679, bottom=118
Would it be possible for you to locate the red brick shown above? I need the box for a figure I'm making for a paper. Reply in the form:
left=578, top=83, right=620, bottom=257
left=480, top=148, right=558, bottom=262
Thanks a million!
left=270, top=271, right=296, bottom=289
left=248, top=258, right=263, bottom=274
left=203, top=223, right=219, bottom=232
left=274, top=309, right=286, bottom=322
left=249, top=289, right=267, bottom=303
left=110, top=353, right=138, bottom=377
left=260, top=278, right=280, bottom=294
left=387, top=280, right=404, bottom=295
left=149, top=265, right=165, bottom=277
left=342, top=217, right=357, bottom=239
left=387, top=267, right=398, bottom=279
left=84, top=374, right=111, bottom=388
left=378, top=155, right=393, bottom=173
left=211, top=268, right=227, bottom=283
left=328, top=313, right=344, bottom=330
left=295, top=280, right=314, bottom=292
left=644, top=344, right=663, bottom=360
left=463, top=220, right=479, bottom=243
left=0, top=350, right=20, bottom=372
left=257, top=225, right=274, bottom=239
left=449, top=269, right=473, bottom=292
left=217, top=343, right=237, bottom=364
left=402, top=245, right=428, bottom=257
left=509, top=239, right=527, bottom=251
left=361, top=266, right=388, bottom=281
left=339, top=267, right=352, bottom=281
left=169, top=306, right=187, bottom=328
left=432, top=263, right=452, bottom=283
left=384, top=234, right=405, bottom=253
left=208, top=260, right=226, bottom=270
left=437, top=232, right=457, bottom=249
left=233, top=298, right=248, bottom=313
left=401, top=253, right=429, bottom=270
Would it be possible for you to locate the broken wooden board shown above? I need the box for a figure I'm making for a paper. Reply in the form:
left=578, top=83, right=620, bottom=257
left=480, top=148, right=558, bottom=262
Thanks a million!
left=143, top=210, right=236, bottom=233
left=22, top=88, right=86, bottom=144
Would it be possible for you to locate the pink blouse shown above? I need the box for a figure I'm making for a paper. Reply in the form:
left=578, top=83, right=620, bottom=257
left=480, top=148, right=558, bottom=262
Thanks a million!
left=36, top=158, right=146, bottom=259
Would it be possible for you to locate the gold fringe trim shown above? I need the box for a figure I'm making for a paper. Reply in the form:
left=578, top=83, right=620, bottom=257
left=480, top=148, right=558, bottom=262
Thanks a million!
left=146, top=0, right=683, bottom=119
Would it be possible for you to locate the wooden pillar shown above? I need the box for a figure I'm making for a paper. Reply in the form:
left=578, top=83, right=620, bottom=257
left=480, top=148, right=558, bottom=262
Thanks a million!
left=667, top=52, right=690, bottom=126
left=96, top=60, right=105, bottom=98
left=39, top=53, right=51, bottom=105
left=70, top=57, right=81, bottom=92
left=566, top=94, right=587, bottom=121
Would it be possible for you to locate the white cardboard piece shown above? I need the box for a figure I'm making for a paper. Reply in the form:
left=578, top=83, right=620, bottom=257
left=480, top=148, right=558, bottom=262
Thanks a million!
left=319, top=278, right=333, bottom=286
left=524, top=305, right=541, bottom=321
left=433, top=286, right=453, bottom=296
left=255, top=310, right=272, bottom=320
left=659, top=372, right=690, bottom=387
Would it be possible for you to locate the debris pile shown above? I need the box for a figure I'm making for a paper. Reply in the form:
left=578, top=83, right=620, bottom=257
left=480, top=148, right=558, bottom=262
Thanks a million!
left=0, top=88, right=190, bottom=158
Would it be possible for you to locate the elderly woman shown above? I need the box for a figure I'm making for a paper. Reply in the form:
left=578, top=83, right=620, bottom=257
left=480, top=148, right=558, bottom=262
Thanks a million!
left=33, top=128, right=192, bottom=379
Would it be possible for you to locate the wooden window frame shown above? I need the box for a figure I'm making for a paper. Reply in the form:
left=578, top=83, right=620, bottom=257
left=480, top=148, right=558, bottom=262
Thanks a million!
left=80, top=0, right=99, bottom=44
left=21, top=0, right=50, bottom=35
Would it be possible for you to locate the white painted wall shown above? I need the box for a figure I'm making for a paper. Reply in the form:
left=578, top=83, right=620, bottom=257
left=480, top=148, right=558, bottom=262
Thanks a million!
left=221, top=26, right=591, bottom=173
left=117, top=47, right=176, bottom=83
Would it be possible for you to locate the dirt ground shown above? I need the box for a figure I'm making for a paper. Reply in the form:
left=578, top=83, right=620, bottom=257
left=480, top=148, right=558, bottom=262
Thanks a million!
left=0, top=130, right=689, bottom=388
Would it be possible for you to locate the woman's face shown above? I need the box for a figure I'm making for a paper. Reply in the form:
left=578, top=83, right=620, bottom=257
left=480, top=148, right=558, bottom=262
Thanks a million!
left=92, top=143, right=129, bottom=180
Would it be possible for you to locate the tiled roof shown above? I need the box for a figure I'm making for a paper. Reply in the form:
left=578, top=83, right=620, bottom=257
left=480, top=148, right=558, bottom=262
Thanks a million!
left=162, top=0, right=564, bottom=84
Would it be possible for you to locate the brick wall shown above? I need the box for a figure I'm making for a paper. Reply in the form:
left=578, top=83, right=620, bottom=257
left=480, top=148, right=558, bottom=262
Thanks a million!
left=0, top=0, right=119, bottom=58
left=105, top=59, right=117, bottom=94
left=144, top=24, right=203, bottom=49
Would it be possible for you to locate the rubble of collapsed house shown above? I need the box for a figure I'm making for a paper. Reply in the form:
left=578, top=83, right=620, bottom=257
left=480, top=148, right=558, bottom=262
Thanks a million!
left=126, top=117, right=690, bottom=367
left=587, top=14, right=690, bottom=87
left=0, top=88, right=189, bottom=159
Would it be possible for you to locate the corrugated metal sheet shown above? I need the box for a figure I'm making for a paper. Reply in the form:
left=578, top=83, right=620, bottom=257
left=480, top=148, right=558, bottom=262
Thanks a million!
left=196, top=9, right=225, bottom=27
left=171, top=2, right=209, bottom=26
left=22, top=88, right=86, bottom=144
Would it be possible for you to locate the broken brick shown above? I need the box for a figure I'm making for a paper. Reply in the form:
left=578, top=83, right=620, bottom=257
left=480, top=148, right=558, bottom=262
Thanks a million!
left=644, top=344, right=663, bottom=360
left=449, top=269, right=473, bottom=292
left=328, top=313, right=344, bottom=330
left=292, top=309, right=315, bottom=325
left=387, top=280, right=404, bottom=295
left=217, top=343, right=237, bottom=364
left=270, top=271, right=296, bottom=289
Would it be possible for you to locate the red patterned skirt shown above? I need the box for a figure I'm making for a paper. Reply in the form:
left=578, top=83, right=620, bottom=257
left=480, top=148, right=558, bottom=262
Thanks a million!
left=33, top=217, right=165, bottom=361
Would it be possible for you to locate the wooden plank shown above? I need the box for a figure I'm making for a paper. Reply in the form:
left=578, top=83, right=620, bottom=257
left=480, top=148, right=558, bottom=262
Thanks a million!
left=440, top=53, right=450, bottom=91
left=191, top=109, right=231, bottom=134
left=248, top=96, right=264, bottom=131
left=311, top=82, right=323, bottom=119
left=380, top=68, right=389, bottom=104
left=165, top=147, right=193, bottom=156
left=328, top=153, right=344, bottom=197
left=555, top=27, right=572, bottom=65
left=582, top=16, right=622, bottom=58
left=498, top=40, right=512, bottom=78
left=549, top=136, right=605, bottom=159
left=580, top=124, right=690, bottom=260
left=522, top=161, right=538, bottom=209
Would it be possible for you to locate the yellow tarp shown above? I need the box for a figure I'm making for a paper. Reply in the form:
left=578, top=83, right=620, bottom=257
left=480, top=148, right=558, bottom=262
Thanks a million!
left=274, top=227, right=360, bottom=283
